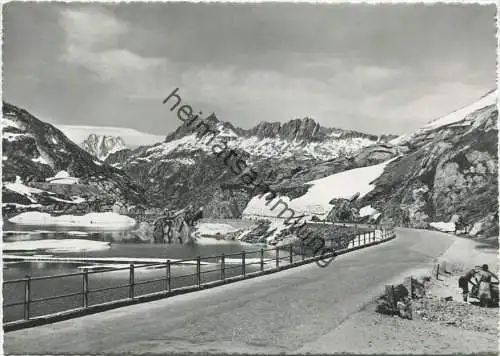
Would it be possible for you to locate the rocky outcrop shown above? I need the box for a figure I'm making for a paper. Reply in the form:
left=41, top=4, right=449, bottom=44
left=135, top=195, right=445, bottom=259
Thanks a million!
left=325, top=198, right=359, bottom=222
left=249, top=118, right=319, bottom=141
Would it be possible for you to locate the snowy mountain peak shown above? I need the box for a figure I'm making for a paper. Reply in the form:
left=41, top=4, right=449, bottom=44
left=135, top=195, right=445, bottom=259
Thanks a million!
left=82, top=134, right=127, bottom=160
left=57, top=125, right=165, bottom=149
left=390, top=90, right=498, bottom=146
left=423, top=89, right=497, bottom=130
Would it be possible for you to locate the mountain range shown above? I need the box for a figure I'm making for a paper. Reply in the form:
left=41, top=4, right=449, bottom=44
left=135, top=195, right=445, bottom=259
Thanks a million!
left=105, top=115, right=394, bottom=215
left=2, top=90, right=497, bottom=236
left=243, top=90, right=498, bottom=237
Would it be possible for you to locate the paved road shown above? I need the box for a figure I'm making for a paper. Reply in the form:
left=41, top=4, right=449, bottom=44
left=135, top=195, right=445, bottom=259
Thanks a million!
left=5, top=228, right=456, bottom=355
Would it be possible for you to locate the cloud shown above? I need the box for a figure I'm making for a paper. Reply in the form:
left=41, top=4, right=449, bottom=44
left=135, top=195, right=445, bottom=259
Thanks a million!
left=59, top=8, right=127, bottom=48
left=4, top=3, right=494, bottom=135
left=59, top=8, right=166, bottom=95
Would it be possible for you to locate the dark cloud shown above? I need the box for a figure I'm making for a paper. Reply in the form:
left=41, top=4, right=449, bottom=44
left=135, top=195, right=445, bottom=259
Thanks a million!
left=3, top=3, right=496, bottom=135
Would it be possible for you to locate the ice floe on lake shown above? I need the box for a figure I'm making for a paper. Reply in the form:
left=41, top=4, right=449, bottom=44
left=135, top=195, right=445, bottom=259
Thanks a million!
left=3, top=239, right=111, bottom=253
left=8, top=212, right=136, bottom=228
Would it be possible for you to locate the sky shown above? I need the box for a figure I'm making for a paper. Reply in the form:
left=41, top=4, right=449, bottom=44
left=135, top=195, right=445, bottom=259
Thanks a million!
left=2, top=3, right=496, bottom=136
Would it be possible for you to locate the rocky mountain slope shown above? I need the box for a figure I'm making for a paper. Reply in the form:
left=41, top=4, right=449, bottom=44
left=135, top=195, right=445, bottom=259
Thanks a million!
left=82, top=133, right=127, bottom=160
left=243, top=90, right=498, bottom=237
left=106, top=116, right=390, bottom=215
left=361, top=90, right=498, bottom=235
left=2, top=102, right=147, bottom=217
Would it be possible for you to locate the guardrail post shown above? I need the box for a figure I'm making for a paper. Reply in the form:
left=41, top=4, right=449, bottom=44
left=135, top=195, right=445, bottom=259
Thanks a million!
left=24, top=276, right=31, bottom=320
left=241, top=251, right=246, bottom=277
left=166, top=260, right=171, bottom=292
left=289, top=244, right=293, bottom=264
left=82, top=268, right=89, bottom=308
left=196, top=256, right=201, bottom=287
left=301, top=241, right=305, bottom=261
left=129, top=264, right=135, bottom=299
left=259, top=249, right=264, bottom=272
left=221, top=253, right=226, bottom=281
left=276, top=247, right=280, bottom=269
left=363, top=232, right=366, bottom=245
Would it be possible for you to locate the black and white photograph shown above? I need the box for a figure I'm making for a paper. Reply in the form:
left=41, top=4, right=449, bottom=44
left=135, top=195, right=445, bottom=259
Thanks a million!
left=1, top=1, right=498, bottom=354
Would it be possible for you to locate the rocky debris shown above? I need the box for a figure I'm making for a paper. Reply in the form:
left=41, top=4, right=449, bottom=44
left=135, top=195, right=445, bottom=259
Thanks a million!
left=239, top=220, right=271, bottom=243
left=377, top=267, right=498, bottom=337
left=376, top=278, right=425, bottom=319
left=413, top=297, right=498, bottom=334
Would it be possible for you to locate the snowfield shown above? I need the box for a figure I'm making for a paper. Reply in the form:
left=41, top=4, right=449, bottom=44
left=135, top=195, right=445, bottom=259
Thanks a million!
left=243, top=158, right=396, bottom=219
left=9, top=212, right=137, bottom=228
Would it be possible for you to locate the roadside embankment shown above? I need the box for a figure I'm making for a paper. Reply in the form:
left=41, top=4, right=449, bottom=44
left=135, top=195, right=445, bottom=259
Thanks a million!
left=300, top=233, right=499, bottom=354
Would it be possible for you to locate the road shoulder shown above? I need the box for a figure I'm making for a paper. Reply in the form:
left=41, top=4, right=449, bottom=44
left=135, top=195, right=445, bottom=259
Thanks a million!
left=297, top=234, right=499, bottom=354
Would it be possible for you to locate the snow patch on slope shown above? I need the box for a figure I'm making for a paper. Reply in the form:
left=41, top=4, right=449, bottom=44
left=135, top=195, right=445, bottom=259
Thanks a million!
left=243, top=158, right=397, bottom=219
left=4, top=177, right=45, bottom=203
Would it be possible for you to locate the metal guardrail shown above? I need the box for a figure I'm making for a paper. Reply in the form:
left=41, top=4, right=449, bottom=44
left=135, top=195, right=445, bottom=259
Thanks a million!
left=3, top=227, right=394, bottom=326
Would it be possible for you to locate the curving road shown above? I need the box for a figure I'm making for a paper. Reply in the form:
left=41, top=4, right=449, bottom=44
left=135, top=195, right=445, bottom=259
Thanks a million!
left=5, top=228, right=457, bottom=355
